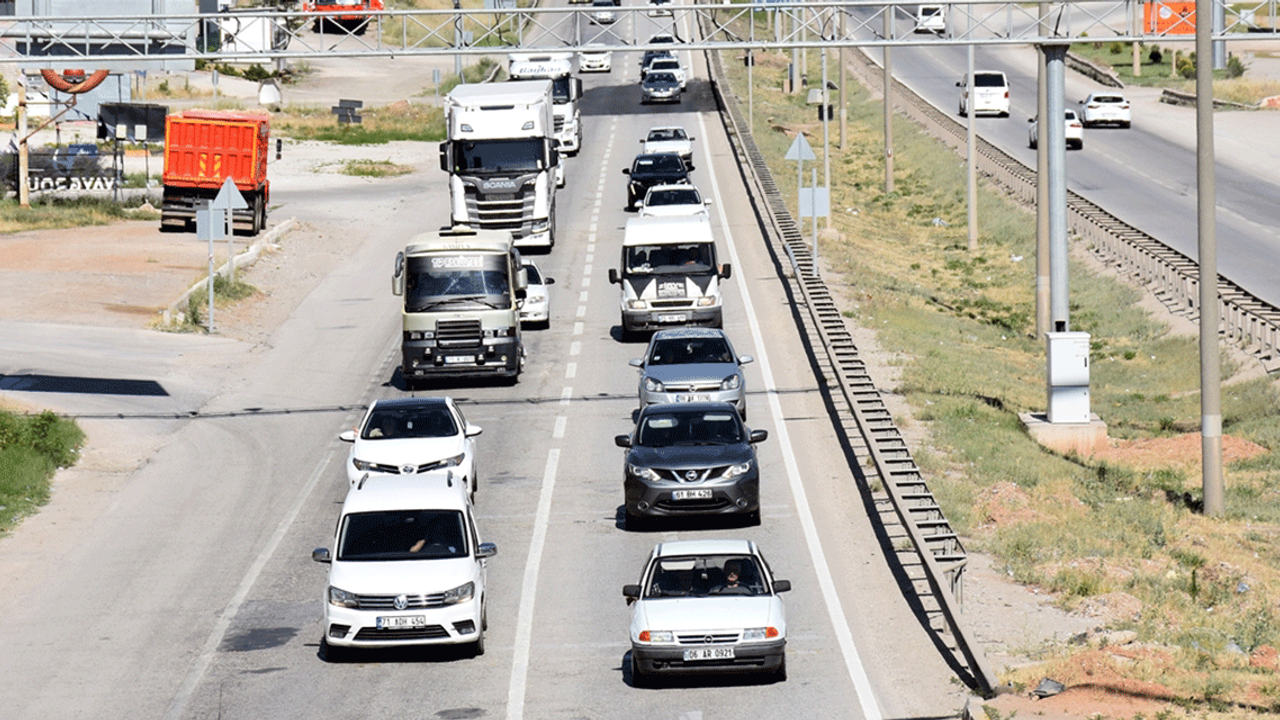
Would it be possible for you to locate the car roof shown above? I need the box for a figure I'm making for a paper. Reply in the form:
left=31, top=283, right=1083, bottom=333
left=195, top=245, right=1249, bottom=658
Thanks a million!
left=340, top=474, right=471, bottom=514
left=644, top=183, right=699, bottom=194
left=653, top=538, right=756, bottom=558
left=370, top=397, right=451, bottom=411
left=647, top=125, right=686, bottom=134
left=651, top=327, right=726, bottom=341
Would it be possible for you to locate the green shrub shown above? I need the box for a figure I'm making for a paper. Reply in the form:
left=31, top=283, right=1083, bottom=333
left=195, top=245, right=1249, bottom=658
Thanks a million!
left=1177, top=54, right=1196, bottom=79
left=1149, top=45, right=1163, bottom=64
left=242, top=64, right=272, bottom=82
left=1108, top=41, right=1124, bottom=55
left=1227, top=54, right=1246, bottom=79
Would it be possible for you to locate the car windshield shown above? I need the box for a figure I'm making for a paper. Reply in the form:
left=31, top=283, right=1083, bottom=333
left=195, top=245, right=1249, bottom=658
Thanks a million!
left=646, top=72, right=677, bottom=84
left=648, top=336, right=733, bottom=365
left=337, top=510, right=468, bottom=561
left=633, top=155, right=685, bottom=173
left=636, top=409, right=743, bottom=447
left=973, top=73, right=1006, bottom=87
left=361, top=405, right=459, bottom=440
left=647, top=128, right=686, bottom=142
left=645, top=188, right=700, bottom=207
left=624, top=242, right=713, bottom=274
left=644, top=554, right=766, bottom=598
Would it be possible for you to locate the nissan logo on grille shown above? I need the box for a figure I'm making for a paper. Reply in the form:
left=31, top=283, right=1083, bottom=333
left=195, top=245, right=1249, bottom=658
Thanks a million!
left=684, top=470, right=698, bottom=482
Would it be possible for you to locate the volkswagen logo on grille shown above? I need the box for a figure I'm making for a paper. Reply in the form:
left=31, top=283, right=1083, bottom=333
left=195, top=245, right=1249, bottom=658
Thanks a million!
left=702, top=635, right=714, bottom=644
left=401, top=464, right=416, bottom=475
left=684, top=470, right=698, bottom=482
left=394, top=595, right=408, bottom=610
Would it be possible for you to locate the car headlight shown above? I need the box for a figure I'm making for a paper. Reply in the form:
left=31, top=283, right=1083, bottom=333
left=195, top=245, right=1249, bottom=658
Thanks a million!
left=720, top=374, right=741, bottom=391
left=638, top=630, right=673, bottom=643
left=423, top=453, right=465, bottom=472
left=627, top=299, right=648, bottom=310
left=628, top=463, right=662, bottom=482
left=696, top=296, right=717, bottom=307
left=328, top=586, right=359, bottom=608
left=527, top=293, right=545, bottom=303
left=352, top=458, right=374, bottom=471
left=441, top=581, right=475, bottom=605
left=723, top=461, right=752, bottom=479
left=643, top=376, right=664, bottom=393
left=532, top=219, right=549, bottom=233
left=743, top=627, right=780, bottom=641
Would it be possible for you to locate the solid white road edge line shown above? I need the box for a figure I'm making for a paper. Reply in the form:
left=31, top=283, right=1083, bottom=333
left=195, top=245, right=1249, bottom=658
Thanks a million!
left=697, top=111, right=885, bottom=720
left=506, top=448, right=561, bottom=720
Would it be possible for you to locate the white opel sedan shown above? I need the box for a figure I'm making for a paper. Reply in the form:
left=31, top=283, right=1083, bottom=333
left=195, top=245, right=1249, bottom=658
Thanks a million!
left=623, top=539, right=790, bottom=685
left=339, top=397, right=482, bottom=499
left=519, top=260, right=554, bottom=328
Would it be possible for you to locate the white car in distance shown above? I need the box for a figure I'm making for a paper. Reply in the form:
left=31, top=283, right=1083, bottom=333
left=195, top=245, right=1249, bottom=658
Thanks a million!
left=590, top=0, right=617, bottom=24
left=641, top=125, right=694, bottom=164
left=340, top=397, right=482, bottom=500
left=957, top=70, right=1010, bottom=117
left=623, top=539, right=790, bottom=686
left=1079, top=92, right=1132, bottom=128
left=639, top=184, right=710, bottom=217
left=578, top=43, right=613, bottom=73
left=1028, top=109, right=1085, bottom=150
left=311, top=475, right=496, bottom=659
left=642, top=57, right=687, bottom=91
left=519, top=260, right=554, bottom=328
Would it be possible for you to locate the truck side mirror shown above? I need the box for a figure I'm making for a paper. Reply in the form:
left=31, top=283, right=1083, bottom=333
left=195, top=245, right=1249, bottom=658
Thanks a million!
left=609, top=268, right=620, bottom=284
left=720, top=263, right=732, bottom=279
left=571, top=77, right=583, bottom=100
left=515, top=265, right=529, bottom=291
left=548, top=146, right=560, bottom=168
left=392, top=251, right=405, bottom=296
left=438, top=141, right=450, bottom=173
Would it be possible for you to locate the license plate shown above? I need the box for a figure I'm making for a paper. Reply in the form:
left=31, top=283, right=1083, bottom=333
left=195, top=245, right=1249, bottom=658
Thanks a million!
left=683, top=646, right=735, bottom=661
left=657, top=313, right=687, bottom=323
left=445, top=355, right=476, bottom=364
left=376, top=615, right=426, bottom=629
left=677, top=393, right=710, bottom=403
left=672, top=488, right=712, bottom=500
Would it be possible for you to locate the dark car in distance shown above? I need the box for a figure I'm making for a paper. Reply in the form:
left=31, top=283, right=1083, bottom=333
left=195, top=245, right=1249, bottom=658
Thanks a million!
left=615, top=401, right=767, bottom=530
left=623, top=153, right=690, bottom=210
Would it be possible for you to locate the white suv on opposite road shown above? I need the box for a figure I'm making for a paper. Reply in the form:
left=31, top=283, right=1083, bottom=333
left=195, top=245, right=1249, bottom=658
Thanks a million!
left=312, top=474, right=496, bottom=659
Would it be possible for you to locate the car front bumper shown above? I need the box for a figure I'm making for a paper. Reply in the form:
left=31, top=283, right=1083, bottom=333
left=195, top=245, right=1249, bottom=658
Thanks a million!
left=625, top=472, right=758, bottom=517
left=324, top=597, right=482, bottom=649
left=632, top=639, right=785, bottom=675
left=640, top=388, right=744, bottom=414
left=622, top=306, right=722, bottom=332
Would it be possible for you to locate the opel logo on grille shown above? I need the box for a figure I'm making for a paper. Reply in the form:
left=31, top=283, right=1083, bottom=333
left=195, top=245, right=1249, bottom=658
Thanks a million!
left=702, top=635, right=714, bottom=644
left=394, top=595, right=408, bottom=610
left=401, top=464, right=416, bottom=475
left=685, top=470, right=698, bottom=482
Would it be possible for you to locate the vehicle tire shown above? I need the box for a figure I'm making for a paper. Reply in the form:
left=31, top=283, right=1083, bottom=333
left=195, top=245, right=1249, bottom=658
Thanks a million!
left=1122, top=121, right=1131, bottom=129
left=773, top=654, right=787, bottom=683
left=746, top=509, right=761, bottom=527
left=1028, top=138, right=1037, bottom=150
left=631, top=653, right=650, bottom=688
left=471, top=628, right=485, bottom=658
left=320, top=637, right=345, bottom=662
left=624, top=510, right=647, bottom=531
left=481, top=599, right=488, bottom=631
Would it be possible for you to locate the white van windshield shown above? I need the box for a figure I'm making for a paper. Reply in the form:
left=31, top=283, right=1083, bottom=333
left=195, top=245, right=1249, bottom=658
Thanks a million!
left=624, top=243, right=714, bottom=274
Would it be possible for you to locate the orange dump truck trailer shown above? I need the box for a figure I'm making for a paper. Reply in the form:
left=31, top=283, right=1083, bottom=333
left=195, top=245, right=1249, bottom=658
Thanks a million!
left=162, top=110, right=270, bottom=235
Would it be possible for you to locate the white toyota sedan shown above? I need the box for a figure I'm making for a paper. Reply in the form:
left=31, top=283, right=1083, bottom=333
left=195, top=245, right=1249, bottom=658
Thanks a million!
left=623, top=539, right=790, bottom=686
left=339, top=397, right=482, bottom=499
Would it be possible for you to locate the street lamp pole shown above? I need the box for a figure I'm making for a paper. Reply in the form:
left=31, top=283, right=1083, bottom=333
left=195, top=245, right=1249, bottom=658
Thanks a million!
left=454, top=0, right=462, bottom=80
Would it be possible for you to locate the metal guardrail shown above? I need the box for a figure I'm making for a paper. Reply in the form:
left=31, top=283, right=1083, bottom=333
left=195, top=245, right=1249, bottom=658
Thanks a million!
left=846, top=50, right=1280, bottom=371
left=701, top=23, right=998, bottom=696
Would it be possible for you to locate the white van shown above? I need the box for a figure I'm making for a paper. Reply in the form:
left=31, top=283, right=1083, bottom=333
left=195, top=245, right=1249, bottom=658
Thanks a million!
left=914, top=4, right=946, bottom=34
left=957, top=70, right=1010, bottom=117
left=608, top=216, right=730, bottom=339
left=311, top=473, right=496, bottom=659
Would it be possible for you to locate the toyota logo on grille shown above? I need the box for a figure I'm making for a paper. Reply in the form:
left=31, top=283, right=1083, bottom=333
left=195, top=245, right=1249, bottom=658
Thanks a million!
left=401, top=464, right=416, bottom=475
left=394, top=595, right=408, bottom=610
left=684, top=470, right=698, bottom=482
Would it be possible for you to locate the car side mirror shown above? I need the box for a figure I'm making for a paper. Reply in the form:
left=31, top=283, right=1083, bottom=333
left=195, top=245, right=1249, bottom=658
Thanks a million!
left=622, top=168, right=630, bottom=175
left=773, top=579, right=791, bottom=593
left=609, top=268, right=620, bottom=284
left=339, top=429, right=356, bottom=443
left=623, top=584, right=641, bottom=604
left=720, top=263, right=732, bottom=279
left=615, top=434, right=632, bottom=448
left=477, top=542, right=498, bottom=559
left=749, top=428, right=768, bottom=443
left=629, top=358, right=644, bottom=369
left=465, top=423, right=483, bottom=438
left=545, top=277, right=556, bottom=285
left=312, top=548, right=332, bottom=564
left=739, top=355, right=754, bottom=365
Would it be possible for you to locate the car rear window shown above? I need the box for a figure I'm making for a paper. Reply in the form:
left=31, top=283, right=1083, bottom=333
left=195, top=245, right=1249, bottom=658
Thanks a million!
left=973, top=73, right=1007, bottom=87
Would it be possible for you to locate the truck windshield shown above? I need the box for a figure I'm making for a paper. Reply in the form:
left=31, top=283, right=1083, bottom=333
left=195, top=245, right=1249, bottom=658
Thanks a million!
left=405, top=254, right=512, bottom=312
left=624, top=243, right=714, bottom=274
left=550, top=75, right=571, bottom=103
left=451, top=138, right=543, bottom=174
